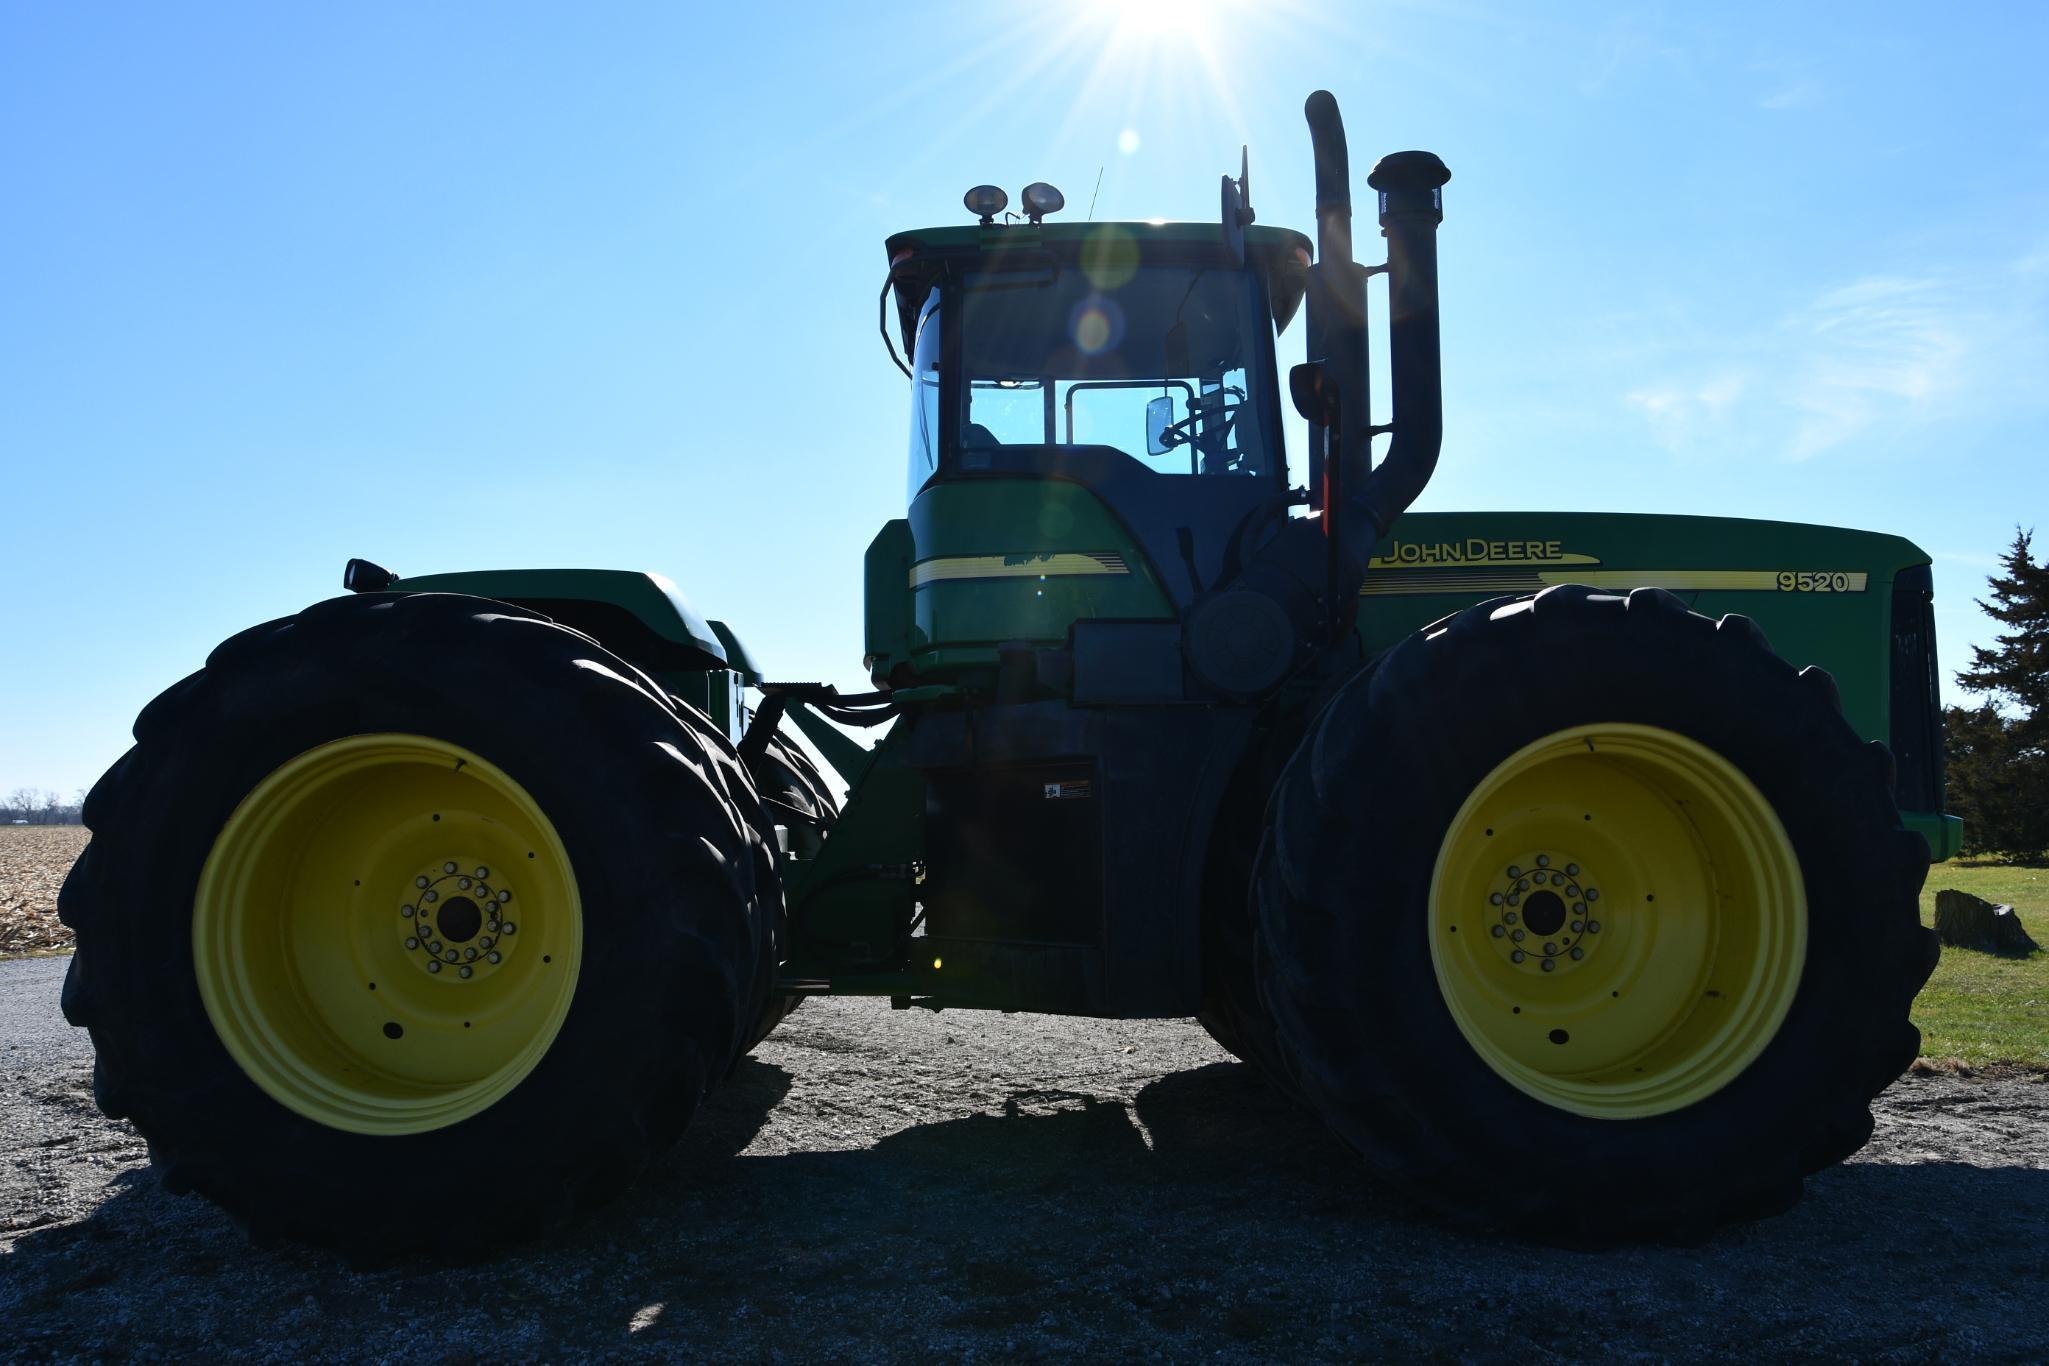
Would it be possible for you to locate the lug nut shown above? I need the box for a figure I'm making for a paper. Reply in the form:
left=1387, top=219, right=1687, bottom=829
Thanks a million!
left=1511, top=929, right=1525, bottom=942
left=444, top=861, right=457, bottom=874
left=475, top=866, right=489, bottom=879
left=502, top=922, right=516, bottom=934
left=1489, top=893, right=1504, bottom=906
left=430, top=941, right=444, bottom=954
left=424, top=890, right=438, bottom=903
left=1504, top=911, right=1519, bottom=925
left=464, top=948, right=478, bottom=961
left=459, top=877, right=472, bottom=890
left=444, top=950, right=459, bottom=963
left=1507, top=895, right=1521, bottom=908
left=1536, top=855, right=1550, bottom=867
left=1543, top=942, right=1557, bottom=955
left=1586, top=888, right=1601, bottom=902
left=1570, top=947, right=1585, bottom=960
left=428, top=960, right=442, bottom=973
left=1588, top=920, right=1601, bottom=933
left=1572, top=902, right=1586, bottom=915
left=1507, top=865, right=1522, bottom=878
left=487, top=951, right=501, bottom=964
left=1541, top=959, right=1556, bottom=973
left=401, top=905, right=415, bottom=918
left=1571, top=920, right=1585, bottom=933
left=1511, top=950, right=1526, bottom=963
left=415, top=876, right=430, bottom=889
left=496, top=890, right=512, bottom=904
left=479, top=936, right=494, bottom=949
left=1565, top=863, right=1580, bottom=876
left=459, top=966, right=473, bottom=979
left=405, top=937, right=419, bottom=950
left=1491, top=925, right=1506, bottom=938
left=1532, top=871, right=1548, bottom=885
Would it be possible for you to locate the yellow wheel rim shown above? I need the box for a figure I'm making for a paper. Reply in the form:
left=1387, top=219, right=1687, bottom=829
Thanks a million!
left=1428, top=723, right=1806, bottom=1119
left=194, top=734, right=583, bottom=1135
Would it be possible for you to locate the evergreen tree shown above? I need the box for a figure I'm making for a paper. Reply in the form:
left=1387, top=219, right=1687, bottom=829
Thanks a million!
left=1946, top=528, right=2049, bottom=858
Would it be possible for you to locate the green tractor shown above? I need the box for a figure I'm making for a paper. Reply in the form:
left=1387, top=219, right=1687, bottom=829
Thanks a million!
left=60, top=92, right=1946, bottom=1253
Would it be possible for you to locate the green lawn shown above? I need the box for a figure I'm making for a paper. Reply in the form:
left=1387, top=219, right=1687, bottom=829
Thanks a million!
left=1913, top=859, right=2048, bottom=1071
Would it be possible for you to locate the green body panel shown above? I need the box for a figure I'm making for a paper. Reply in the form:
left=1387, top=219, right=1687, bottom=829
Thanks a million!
left=1906, top=811, right=1965, bottom=861
left=1356, top=512, right=1924, bottom=750
left=384, top=567, right=747, bottom=739
left=891, top=481, right=1173, bottom=681
left=390, top=568, right=728, bottom=664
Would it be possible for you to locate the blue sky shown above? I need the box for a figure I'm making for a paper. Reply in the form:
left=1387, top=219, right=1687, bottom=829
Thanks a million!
left=4, top=1, right=2045, bottom=797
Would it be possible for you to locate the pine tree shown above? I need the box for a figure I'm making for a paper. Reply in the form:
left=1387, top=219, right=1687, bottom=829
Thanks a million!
left=1946, top=528, right=2049, bottom=858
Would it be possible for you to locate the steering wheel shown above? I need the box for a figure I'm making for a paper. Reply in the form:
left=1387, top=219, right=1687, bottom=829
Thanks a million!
left=1157, top=387, right=1247, bottom=452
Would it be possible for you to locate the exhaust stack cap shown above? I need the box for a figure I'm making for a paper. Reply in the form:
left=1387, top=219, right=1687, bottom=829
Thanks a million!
left=1367, top=151, right=1451, bottom=223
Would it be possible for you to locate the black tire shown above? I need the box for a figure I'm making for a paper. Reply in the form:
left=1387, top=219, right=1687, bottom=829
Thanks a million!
left=1255, top=585, right=1938, bottom=1242
left=1197, top=709, right=1321, bottom=1100
left=739, top=731, right=839, bottom=1051
left=58, top=592, right=779, bottom=1256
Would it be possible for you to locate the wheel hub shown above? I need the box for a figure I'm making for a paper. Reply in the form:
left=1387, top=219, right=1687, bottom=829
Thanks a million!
left=398, top=860, right=519, bottom=981
left=1485, top=853, right=1603, bottom=975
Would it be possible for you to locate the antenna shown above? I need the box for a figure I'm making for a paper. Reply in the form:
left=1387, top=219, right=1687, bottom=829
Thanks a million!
left=1086, top=165, right=1105, bottom=221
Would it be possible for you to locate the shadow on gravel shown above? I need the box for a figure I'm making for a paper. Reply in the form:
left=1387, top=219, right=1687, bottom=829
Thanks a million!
left=8, top=1060, right=2049, bottom=1359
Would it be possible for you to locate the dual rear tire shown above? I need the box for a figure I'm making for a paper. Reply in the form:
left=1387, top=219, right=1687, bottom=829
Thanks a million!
left=59, top=593, right=779, bottom=1256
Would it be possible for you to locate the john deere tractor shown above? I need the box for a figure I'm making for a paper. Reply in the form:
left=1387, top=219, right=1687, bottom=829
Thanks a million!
left=59, top=92, right=1947, bottom=1253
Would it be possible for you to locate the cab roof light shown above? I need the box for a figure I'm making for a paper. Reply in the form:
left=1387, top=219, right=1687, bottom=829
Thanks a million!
left=964, top=185, right=1008, bottom=225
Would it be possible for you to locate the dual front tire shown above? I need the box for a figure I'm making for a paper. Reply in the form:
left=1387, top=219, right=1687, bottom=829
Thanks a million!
left=1255, top=586, right=1938, bottom=1240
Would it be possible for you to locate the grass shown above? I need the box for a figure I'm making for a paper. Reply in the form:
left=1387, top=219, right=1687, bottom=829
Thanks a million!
left=1913, top=859, right=2049, bottom=1071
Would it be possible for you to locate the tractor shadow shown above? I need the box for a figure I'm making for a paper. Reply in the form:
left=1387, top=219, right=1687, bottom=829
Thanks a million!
left=9, top=1058, right=2049, bottom=1358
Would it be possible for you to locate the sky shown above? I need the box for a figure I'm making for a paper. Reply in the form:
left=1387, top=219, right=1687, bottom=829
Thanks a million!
left=4, top=0, right=2046, bottom=798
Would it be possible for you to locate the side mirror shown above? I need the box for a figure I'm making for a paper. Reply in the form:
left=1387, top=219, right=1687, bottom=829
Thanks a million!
left=1146, top=395, right=1176, bottom=454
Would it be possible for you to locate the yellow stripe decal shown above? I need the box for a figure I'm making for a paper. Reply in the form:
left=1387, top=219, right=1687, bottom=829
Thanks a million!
left=911, top=553, right=1130, bottom=588
left=1361, top=569, right=1870, bottom=596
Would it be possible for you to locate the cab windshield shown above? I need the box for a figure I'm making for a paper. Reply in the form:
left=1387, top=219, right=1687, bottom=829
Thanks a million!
left=958, top=263, right=1276, bottom=478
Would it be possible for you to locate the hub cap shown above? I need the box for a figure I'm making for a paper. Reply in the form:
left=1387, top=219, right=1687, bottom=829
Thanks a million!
left=194, top=735, right=583, bottom=1135
left=1428, top=723, right=1806, bottom=1118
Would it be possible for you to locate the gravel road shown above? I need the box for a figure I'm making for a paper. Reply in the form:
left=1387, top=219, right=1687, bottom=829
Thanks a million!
left=4, top=955, right=2048, bottom=1362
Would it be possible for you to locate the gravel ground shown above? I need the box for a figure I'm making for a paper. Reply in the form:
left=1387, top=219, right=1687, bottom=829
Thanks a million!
left=4, top=957, right=2048, bottom=1362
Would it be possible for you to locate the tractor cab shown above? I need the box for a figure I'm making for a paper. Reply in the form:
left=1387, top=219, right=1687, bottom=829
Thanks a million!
left=874, top=216, right=1312, bottom=691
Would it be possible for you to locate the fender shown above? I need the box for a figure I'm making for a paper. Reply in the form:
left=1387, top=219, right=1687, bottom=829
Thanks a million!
left=353, top=565, right=757, bottom=739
